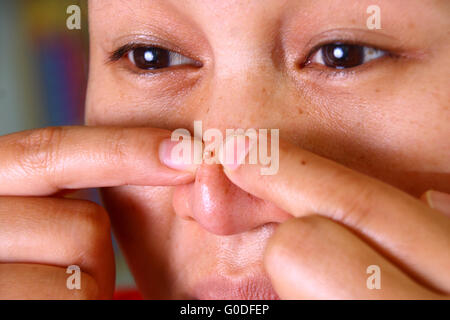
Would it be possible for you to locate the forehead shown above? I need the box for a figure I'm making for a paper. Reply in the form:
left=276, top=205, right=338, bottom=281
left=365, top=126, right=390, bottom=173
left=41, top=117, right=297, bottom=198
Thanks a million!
left=88, top=0, right=445, bottom=37
left=88, top=0, right=444, bottom=16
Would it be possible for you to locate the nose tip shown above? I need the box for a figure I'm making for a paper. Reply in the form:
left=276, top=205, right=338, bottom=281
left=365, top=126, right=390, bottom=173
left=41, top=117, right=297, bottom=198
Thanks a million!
left=192, top=164, right=243, bottom=235
left=177, top=163, right=291, bottom=236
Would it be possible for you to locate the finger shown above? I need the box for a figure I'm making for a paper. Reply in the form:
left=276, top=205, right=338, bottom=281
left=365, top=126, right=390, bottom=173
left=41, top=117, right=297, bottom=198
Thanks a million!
left=220, top=135, right=450, bottom=293
left=0, top=263, right=99, bottom=300
left=421, top=190, right=450, bottom=217
left=0, top=126, right=198, bottom=196
left=264, top=216, right=442, bottom=299
left=0, top=197, right=115, bottom=299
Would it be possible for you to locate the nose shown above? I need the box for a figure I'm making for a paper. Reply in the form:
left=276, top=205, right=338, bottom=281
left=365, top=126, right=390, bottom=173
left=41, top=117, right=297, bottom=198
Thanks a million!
left=169, top=9, right=294, bottom=235
left=173, top=162, right=291, bottom=236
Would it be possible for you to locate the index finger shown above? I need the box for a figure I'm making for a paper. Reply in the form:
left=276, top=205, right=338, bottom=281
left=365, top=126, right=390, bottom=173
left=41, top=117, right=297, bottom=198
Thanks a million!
left=0, top=126, right=197, bottom=196
left=219, top=134, right=450, bottom=294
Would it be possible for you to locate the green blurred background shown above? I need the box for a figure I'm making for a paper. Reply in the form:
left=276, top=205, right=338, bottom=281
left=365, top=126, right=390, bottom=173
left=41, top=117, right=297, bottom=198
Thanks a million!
left=0, top=0, right=135, bottom=292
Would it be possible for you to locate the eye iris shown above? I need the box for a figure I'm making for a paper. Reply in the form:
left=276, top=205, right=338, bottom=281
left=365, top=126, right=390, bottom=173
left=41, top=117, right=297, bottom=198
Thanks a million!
left=133, top=47, right=170, bottom=70
left=322, top=44, right=364, bottom=69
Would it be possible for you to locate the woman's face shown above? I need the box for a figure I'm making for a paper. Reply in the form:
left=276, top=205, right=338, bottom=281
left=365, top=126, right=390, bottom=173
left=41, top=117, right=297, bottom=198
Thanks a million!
left=86, top=0, right=450, bottom=299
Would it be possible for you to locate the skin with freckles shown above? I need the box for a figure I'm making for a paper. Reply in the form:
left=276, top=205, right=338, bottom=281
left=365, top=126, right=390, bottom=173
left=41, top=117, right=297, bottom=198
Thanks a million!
left=0, top=0, right=448, bottom=299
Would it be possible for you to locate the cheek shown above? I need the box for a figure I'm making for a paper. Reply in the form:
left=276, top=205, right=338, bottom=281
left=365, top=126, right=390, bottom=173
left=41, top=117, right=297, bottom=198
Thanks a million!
left=279, top=69, right=449, bottom=196
left=101, top=187, right=173, bottom=260
left=102, top=186, right=175, bottom=245
left=358, top=78, right=449, bottom=173
left=101, top=186, right=195, bottom=298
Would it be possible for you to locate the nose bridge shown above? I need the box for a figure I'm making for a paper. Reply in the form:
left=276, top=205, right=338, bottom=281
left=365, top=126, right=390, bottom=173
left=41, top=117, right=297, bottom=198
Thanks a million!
left=197, top=58, right=276, bottom=134
left=195, top=12, right=280, bottom=132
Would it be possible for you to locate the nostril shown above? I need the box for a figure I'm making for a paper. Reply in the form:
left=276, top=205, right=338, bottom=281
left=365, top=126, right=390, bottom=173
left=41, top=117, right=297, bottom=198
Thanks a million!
left=172, top=184, right=194, bottom=221
left=182, top=216, right=195, bottom=222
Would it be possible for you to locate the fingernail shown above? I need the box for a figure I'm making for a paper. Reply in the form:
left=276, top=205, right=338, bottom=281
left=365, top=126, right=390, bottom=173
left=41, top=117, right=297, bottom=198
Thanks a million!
left=425, top=190, right=450, bottom=216
left=218, top=134, right=255, bottom=171
left=159, top=136, right=199, bottom=173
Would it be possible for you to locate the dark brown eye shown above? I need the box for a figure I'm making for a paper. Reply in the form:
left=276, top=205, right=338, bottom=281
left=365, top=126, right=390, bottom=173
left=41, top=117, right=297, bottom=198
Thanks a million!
left=308, top=43, right=386, bottom=69
left=130, top=47, right=169, bottom=70
left=322, top=44, right=363, bottom=69
left=127, top=46, right=199, bottom=70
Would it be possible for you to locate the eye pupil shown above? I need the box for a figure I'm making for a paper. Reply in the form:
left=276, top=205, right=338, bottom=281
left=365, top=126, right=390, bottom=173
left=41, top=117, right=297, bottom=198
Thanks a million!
left=133, top=47, right=170, bottom=70
left=323, top=44, right=364, bottom=69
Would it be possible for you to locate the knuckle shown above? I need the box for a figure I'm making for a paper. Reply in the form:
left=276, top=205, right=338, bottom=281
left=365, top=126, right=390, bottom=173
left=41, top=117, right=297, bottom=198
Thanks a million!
left=72, top=272, right=100, bottom=300
left=68, top=200, right=111, bottom=257
left=285, top=216, right=321, bottom=244
left=269, top=217, right=318, bottom=256
left=15, top=127, right=66, bottom=176
left=328, top=173, right=375, bottom=229
left=74, top=200, right=111, bottom=240
left=69, top=201, right=112, bottom=279
left=265, top=217, right=322, bottom=273
left=104, top=128, right=131, bottom=166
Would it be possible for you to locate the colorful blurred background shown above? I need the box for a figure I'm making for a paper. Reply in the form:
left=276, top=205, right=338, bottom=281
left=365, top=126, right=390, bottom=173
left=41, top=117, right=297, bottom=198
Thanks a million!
left=0, top=0, right=136, bottom=294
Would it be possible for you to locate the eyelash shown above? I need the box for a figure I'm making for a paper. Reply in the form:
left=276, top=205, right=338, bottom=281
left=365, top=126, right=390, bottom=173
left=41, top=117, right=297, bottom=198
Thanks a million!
left=108, top=43, right=202, bottom=73
left=109, top=42, right=392, bottom=75
left=310, top=44, right=386, bottom=68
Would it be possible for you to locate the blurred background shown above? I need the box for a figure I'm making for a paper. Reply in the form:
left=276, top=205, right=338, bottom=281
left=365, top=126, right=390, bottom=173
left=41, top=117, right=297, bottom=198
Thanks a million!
left=0, top=0, right=136, bottom=295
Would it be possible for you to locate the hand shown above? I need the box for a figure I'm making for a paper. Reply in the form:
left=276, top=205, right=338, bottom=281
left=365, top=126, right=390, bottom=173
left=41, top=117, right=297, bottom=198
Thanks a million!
left=219, top=136, right=450, bottom=299
left=0, top=126, right=195, bottom=299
